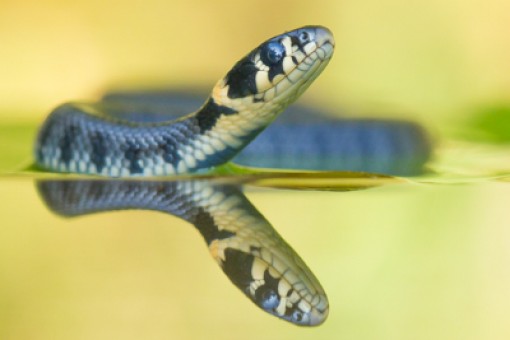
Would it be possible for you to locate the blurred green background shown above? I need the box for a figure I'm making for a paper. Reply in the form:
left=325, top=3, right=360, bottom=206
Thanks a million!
left=1, top=0, right=509, bottom=125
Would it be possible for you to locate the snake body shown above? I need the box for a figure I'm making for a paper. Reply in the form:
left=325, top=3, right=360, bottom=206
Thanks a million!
left=38, top=179, right=328, bottom=326
left=35, top=26, right=335, bottom=176
left=101, top=91, right=432, bottom=175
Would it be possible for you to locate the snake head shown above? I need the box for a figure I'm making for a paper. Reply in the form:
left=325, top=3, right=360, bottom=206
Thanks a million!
left=216, top=245, right=329, bottom=326
left=213, top=26, right=335, bottom=113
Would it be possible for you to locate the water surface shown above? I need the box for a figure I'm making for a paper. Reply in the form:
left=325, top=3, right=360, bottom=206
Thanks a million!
left=1, top=122, right=510, bottom=339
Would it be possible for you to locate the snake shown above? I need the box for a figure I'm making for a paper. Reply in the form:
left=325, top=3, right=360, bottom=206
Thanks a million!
left=32, top=25, right=431, bottom=326
left=99, top=90, right=432, bottom=176
left=34, top=26, right=335, bottom=176
left=37, top=179, right=328, bottom=326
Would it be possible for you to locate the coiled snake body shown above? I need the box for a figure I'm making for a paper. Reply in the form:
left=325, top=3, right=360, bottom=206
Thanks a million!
left=35, top=26, right=335, bottom=176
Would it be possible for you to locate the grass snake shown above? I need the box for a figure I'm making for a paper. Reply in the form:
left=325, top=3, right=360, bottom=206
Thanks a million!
left=35, top=26, right=336, bottom=176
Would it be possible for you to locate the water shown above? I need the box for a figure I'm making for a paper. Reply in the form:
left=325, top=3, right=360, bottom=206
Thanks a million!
left=1, top=122, right=510, bottom=339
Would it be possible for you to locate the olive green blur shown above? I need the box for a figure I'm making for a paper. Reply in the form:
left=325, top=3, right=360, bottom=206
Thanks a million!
left=1, top=0, right=510, bottom=339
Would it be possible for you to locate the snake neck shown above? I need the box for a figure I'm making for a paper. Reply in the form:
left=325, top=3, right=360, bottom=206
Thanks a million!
left=184, top=82, right=287, bottom=169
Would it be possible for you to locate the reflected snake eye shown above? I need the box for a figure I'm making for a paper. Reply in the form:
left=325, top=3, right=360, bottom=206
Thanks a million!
left=292, top=310, right=303, bottom=322
left=260, top=289, right=280, bottom=310
left=261, top=41, right=285, bottom=66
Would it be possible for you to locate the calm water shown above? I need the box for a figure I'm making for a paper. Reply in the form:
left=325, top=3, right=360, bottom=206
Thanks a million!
left=1, top=123, right=510, bottom=339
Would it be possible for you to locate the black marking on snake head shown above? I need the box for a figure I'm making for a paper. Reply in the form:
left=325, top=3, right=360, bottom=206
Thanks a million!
left=221, top=248, right=255, bottom=291
left=196, top=98, right=238, bottom=133
left=194, top=208, right=235, bottom=245
left=267, top=62, right=285, bottom=82
left=290, top=36, right=307, bottom=54
left=221, top=249, right=284, bottom=314
left=124, top=144, right=143, bottom=174
left=59, top=124, right=78, bottom=165
left=224, top=56, right=259, bottom=99
left=90, top=132, right=106, bottom=173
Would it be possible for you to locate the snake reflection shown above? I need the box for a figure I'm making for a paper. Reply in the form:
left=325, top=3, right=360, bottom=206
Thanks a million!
left=37, top=179, right=328, bottom=326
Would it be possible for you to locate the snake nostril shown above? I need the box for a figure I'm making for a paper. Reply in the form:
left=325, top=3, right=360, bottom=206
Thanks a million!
left=299, top=31, right=310, bottom=44
left=292, top=310, right=304, bottom=322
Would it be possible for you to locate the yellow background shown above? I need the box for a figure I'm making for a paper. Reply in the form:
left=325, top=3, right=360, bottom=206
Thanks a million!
left=1, top=0, right=509, bottom=124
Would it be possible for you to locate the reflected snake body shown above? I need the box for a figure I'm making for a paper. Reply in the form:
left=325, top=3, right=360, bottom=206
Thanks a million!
left=38, top=180, right=328, bottom=325
left=35, top=26, right=335, bottom=176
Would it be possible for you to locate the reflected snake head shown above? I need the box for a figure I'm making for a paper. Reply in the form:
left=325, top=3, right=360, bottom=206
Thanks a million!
left=217, top=246, right=329, bottom=326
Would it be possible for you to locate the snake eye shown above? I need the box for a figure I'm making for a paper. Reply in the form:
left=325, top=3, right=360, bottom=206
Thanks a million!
left=261, top=41, right=285, bottom=66
left=299, top=31, right=310, bottom=44
left=260, top=289, right=280, bottom=310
